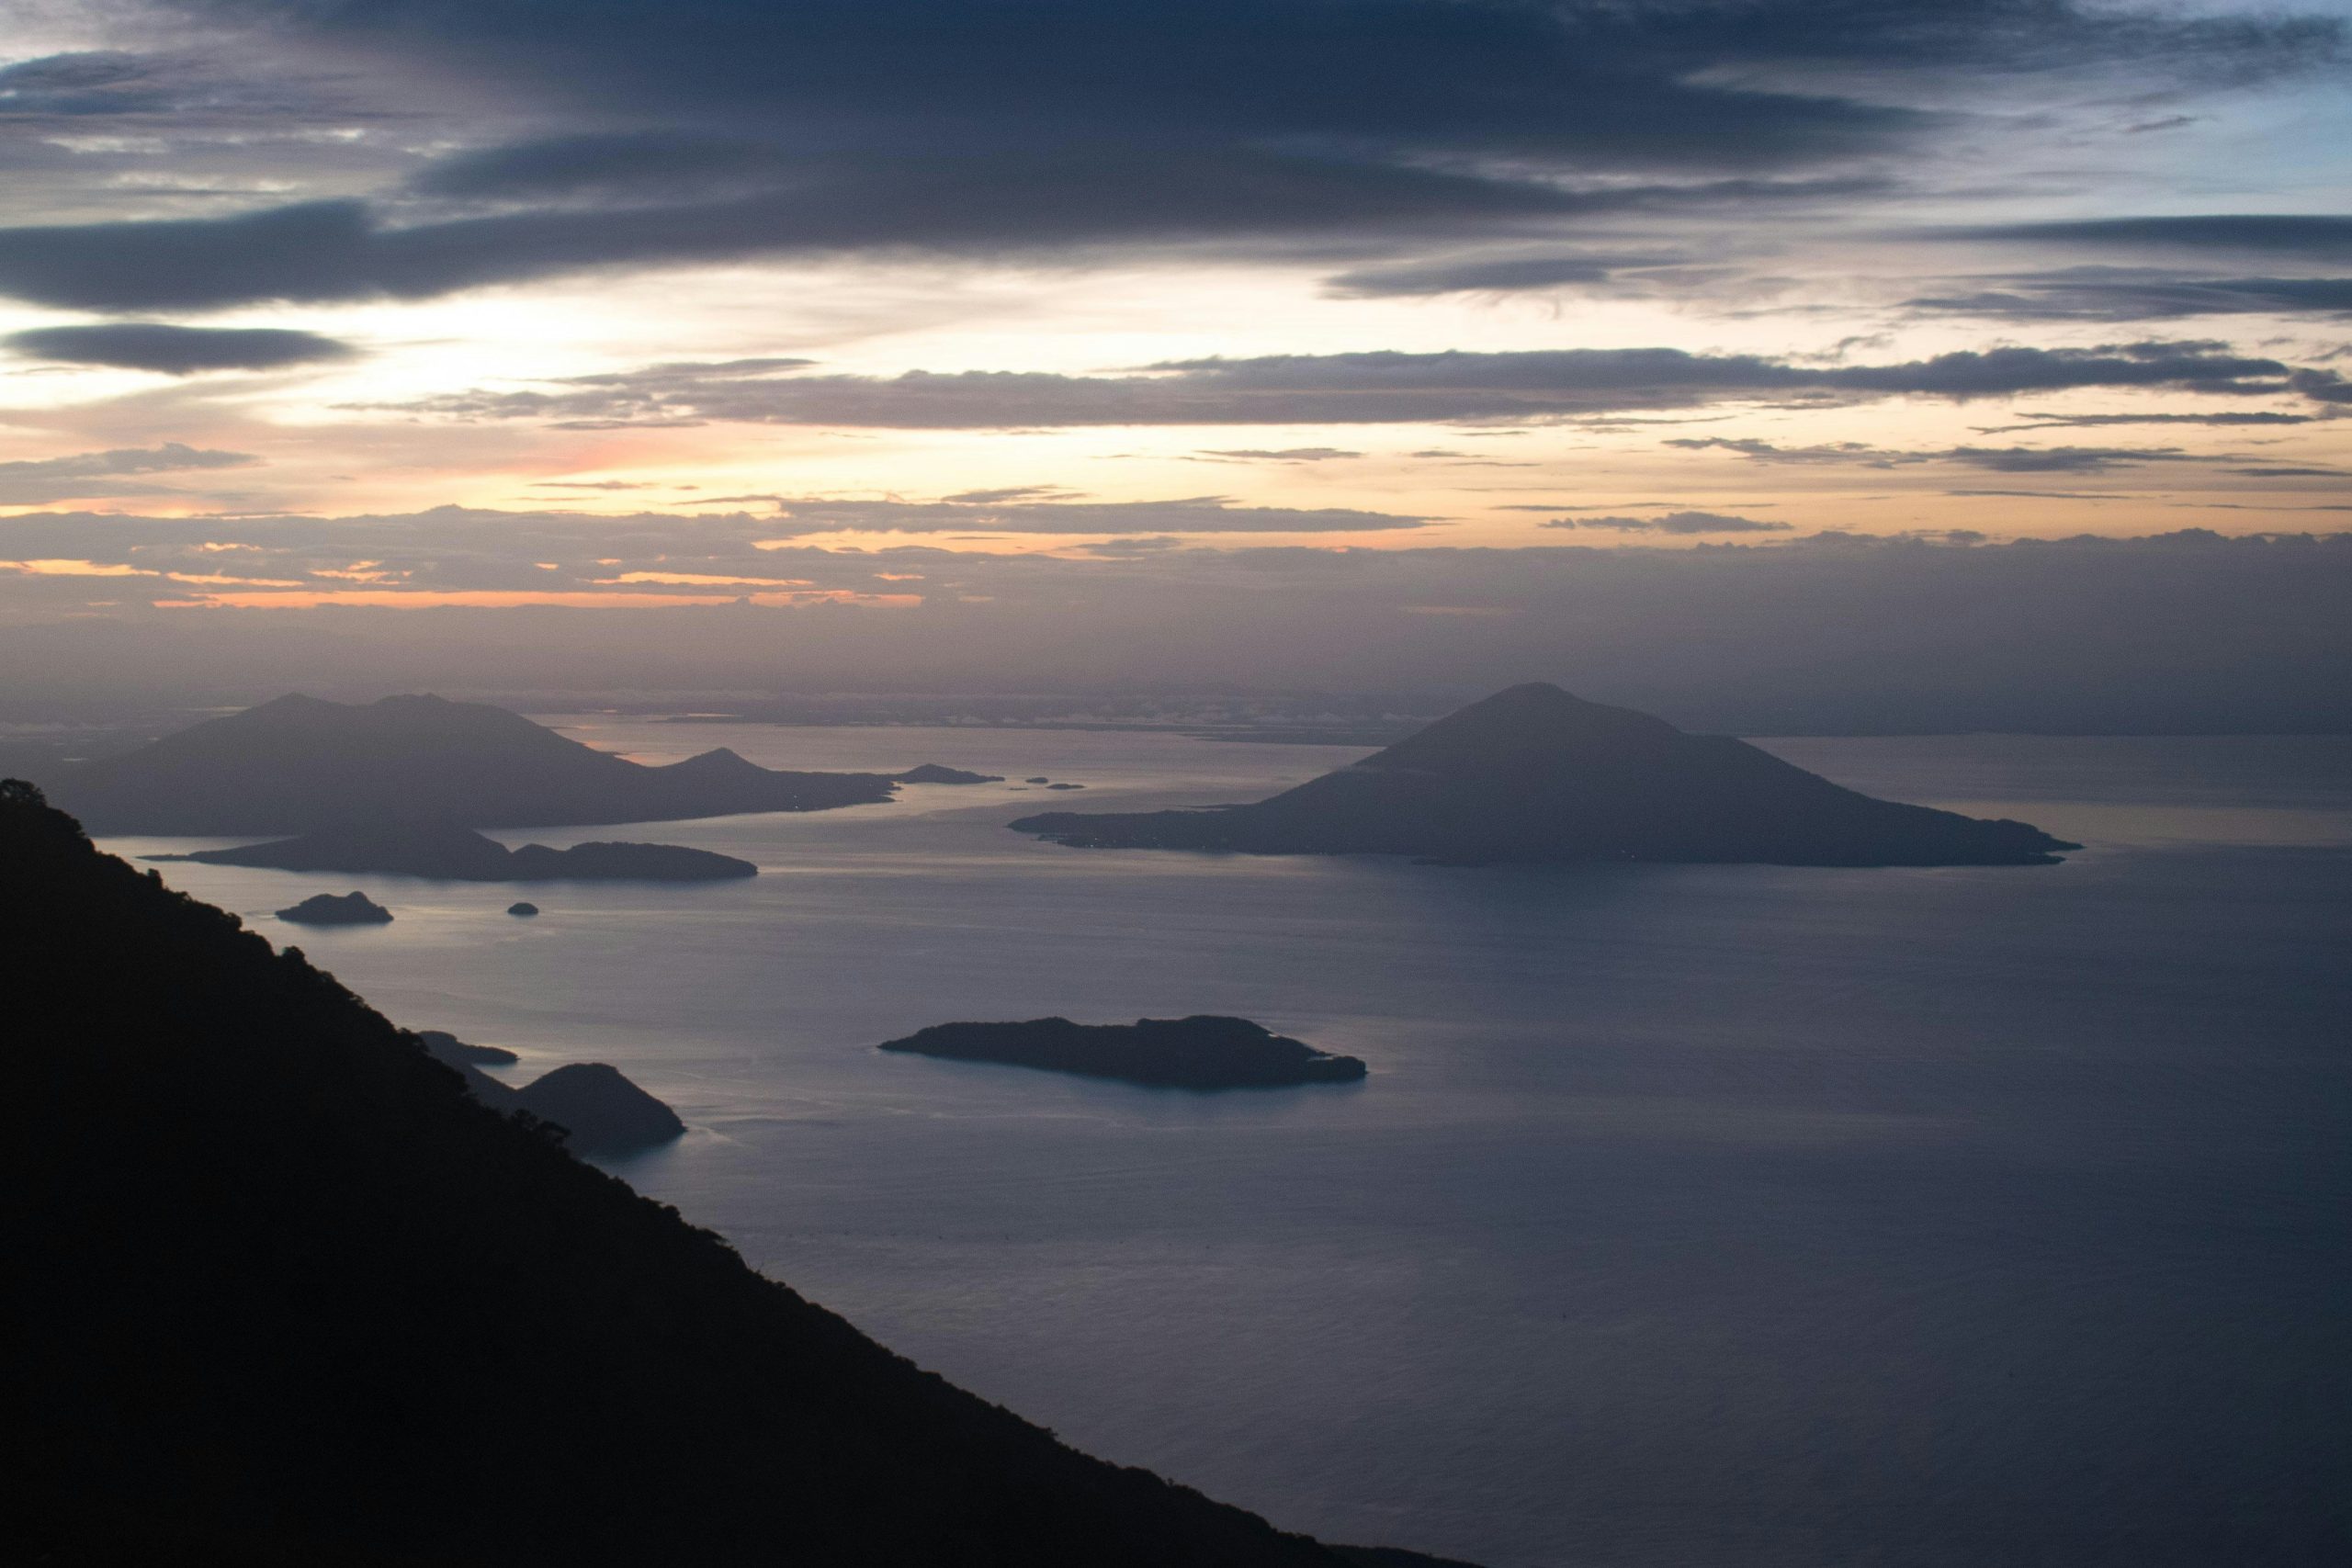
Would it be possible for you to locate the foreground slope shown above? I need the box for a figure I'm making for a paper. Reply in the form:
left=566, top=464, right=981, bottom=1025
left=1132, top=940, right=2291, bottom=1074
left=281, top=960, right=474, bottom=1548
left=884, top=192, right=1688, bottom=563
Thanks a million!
left=1013, top=682, right=2076, bottom=866
left=48, top=693, right=896, bottom=834
left=0, top=781, right=1345, bottom=1566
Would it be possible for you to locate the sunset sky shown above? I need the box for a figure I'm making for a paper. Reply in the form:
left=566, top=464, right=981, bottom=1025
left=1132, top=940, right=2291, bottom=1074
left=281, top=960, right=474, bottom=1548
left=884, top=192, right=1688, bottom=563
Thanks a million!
left=1, top=0, right=2348, bottom=621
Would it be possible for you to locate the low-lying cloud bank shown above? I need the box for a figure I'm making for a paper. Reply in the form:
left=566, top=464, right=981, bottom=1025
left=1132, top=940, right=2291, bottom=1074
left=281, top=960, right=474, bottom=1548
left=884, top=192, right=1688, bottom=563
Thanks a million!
left=4, top=518, right=2346, bottom=733
left=0, top=445, right=259, bottom=506
left=384, top=343, right=2314, bottom=429
left=1543, top=512, right=1791, bottom=535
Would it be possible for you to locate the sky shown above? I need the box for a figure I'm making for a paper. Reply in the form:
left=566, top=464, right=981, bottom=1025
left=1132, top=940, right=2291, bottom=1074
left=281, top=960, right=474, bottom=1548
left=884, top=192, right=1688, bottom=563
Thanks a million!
left=0, top=0, right=2347, bottom=681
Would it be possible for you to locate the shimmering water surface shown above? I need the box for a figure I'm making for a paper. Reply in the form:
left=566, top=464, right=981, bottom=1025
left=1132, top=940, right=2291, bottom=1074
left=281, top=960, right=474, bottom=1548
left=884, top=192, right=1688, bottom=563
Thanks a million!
left=114, top=728, right=2352, bottom=1568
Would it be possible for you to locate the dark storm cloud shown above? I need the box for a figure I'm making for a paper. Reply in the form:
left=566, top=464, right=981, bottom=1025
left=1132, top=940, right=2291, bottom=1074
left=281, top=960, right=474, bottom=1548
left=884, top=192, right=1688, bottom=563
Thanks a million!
left=407, top=131, right=787, bottom=202
left=1907, top=271, right=2352, bottom=321
left=0, top=157, right=1589, bottom=310
left=0, top=52, right=176, bottom=116
left=6, top=322, right=358, bottom=374
left=1947, top=215, right=2352, bottom=258
left=2290, top=370, right=2352, bottom=404
left=171, top=0, right=1919, bottom=166
left=1542, top=511, right=1791, bottom=535
left=1, top=0, right=2330, bottom=305
left=173, top=0, right=2335, bottom=152
left=382, top=343, right=2301, bottom=429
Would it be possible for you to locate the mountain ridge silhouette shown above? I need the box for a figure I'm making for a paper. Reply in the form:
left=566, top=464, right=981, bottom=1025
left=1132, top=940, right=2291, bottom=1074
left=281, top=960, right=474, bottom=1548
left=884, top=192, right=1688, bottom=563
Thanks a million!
left=47, top=693, right=899, bottom=835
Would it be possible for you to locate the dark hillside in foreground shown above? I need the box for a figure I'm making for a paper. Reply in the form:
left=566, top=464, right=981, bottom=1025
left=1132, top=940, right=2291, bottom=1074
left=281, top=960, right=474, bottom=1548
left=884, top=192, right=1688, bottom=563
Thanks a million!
left=46, top=692, right=897, bottom=834
left=1015, top=682, right=2077, bottom=866
left=0, top=780, right=1351, bottom=1566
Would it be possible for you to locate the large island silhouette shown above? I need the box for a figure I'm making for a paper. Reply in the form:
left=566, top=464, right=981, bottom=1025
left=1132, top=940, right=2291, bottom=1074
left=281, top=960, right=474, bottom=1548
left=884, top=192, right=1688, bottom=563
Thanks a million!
left=1012, top=682, right=2077, bottom=867
left=48, top=692, right=900, bottom=834
left=1, top=779, right=1463, bottom=1566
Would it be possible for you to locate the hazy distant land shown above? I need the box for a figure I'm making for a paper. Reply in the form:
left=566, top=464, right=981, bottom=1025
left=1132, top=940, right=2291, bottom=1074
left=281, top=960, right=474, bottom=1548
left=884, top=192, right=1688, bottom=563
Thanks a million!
left=45, top=693, right=902, bottom=835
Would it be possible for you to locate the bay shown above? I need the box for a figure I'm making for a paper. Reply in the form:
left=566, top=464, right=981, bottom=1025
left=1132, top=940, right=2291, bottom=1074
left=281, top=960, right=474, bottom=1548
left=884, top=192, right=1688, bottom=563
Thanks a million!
left=110, top=728, right=2352, bottom=1568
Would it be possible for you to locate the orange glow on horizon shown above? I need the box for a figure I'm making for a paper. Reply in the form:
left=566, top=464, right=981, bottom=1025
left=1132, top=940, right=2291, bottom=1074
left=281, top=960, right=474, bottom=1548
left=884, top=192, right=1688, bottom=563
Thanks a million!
left=152, top=588, right=926, bottom=610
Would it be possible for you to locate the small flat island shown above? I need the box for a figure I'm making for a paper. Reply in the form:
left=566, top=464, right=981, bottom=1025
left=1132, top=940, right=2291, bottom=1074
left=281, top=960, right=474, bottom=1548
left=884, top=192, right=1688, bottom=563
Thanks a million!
left=879, top=1015, right=1368, bottom=1089
left=277, top=891, right=393, bottom=926
left=161, top=819, right=757, bottom=883
left=892, top=764, right=1004, bottom=784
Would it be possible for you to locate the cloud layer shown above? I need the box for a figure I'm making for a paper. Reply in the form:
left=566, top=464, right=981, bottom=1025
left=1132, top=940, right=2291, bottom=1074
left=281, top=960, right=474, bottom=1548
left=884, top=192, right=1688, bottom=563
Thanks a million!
left=388, top=343, right=2309, bottom=430
left=0, top=0, right=2335, bottom=310
left=6, top=321, right=358, bottom=374
left=0, top=444, right=258, bottom=505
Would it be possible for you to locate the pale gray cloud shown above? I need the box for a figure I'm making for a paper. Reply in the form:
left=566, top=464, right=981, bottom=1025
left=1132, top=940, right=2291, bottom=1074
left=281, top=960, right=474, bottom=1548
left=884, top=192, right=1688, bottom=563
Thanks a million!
left=378, top=343, right=2306, bottom=431
left=761, top=495, right=1425, bottom=536
left=1667, top=437, right=2222, bottom=473
left=0, top=443, right=259, bottom=505
left=1542, top=512, right=1791, bottom=535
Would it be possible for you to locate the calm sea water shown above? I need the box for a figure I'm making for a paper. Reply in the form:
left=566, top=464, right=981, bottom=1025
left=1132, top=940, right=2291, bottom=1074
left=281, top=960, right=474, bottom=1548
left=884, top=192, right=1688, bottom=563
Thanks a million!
left=112, top=728, right=2352, bottom=1568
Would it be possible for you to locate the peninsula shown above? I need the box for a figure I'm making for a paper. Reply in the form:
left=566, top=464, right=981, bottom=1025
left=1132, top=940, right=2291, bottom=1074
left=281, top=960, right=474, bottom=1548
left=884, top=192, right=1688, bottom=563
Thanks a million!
left=879, top=1015, right=1369, bottom=1089
left=47, top=693, right=897, bottom=835
left=1012, top=682, right=2077, bottom=867
left=160, top=818, right=757, bottom=882
left=414, top=1031, right=685, bottom=1156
